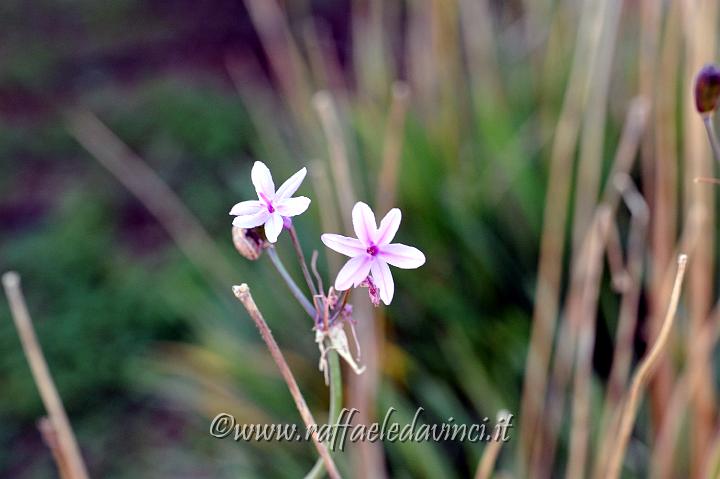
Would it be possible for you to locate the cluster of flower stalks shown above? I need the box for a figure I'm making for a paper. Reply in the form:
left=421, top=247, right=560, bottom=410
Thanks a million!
left=229, top=161, right=425, bottom=478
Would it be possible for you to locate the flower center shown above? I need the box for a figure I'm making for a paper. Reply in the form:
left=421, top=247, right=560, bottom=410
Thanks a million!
left=259, top=192, right=275, bottom=213
left=366, top=244, right=379, bottom=256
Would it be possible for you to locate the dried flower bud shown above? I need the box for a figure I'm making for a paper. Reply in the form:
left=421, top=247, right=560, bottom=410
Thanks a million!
left=694, top=64, right=720, bottom=114
left=232, top=226, right=265, bottom=260
left=359, top=276, right=381, bottom=307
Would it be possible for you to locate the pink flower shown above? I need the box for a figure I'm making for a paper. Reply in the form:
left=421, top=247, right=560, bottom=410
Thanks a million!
left=229, top=161, right=311, bottom=243
left=321, top=202, right=425, bottom=305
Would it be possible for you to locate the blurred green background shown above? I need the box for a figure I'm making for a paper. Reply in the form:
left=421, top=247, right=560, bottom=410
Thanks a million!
left=0, top=0, right=668, bottom=477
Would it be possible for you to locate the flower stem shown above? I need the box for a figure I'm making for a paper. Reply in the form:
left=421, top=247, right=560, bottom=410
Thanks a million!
left=305, top=348, right=343, bottom=479
left=289, top=225, right=319, bottom=298
left=703, top=116, right=720, bottom=165
left=267, top=246, right=316, bottom=319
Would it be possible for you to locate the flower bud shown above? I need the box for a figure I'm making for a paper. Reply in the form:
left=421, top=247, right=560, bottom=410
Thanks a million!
left=232, top=226, right=265, bottom=260
left=694, top=64, right=720, bottom=114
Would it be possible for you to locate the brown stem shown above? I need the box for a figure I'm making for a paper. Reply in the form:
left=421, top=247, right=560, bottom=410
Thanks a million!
left=232, top=284, right=341, bottom=479
left=606, top=254, right=688, bottom=479
left=3, top=272, right=90, bottom=479
left=289, top=225, right=319, bottom=298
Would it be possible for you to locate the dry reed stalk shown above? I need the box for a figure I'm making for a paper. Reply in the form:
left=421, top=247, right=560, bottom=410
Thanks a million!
left=37, top=417, right=73, bottom=479
left=702, top=373, right=720, bottom=479
left=351, top=0, right=390, bottom=100
left=531, top=99, right=648, bottom=478
left=376, top=82, right=410, bottom=213
left=474, top=411, right=512, bottom=479
left=309, top=160, right=343, bottom=273
left=301, top=19, right=347, bottom=93
left=651, top=318, right=719, bottom=478
left=458, top=0, right=505, bottom=107
left=592, top=177, right=649, bottom=479
left=518, top=0, right=610, bottom=469
left=405, top=0, right=434, bottom=116
left=346, top=298, right=385, bottom=479
left=313, top=87, right=385, bottom=479
left=241, top=0, right=314, bottom=129
left=225, top=56, right=298, bottom=161
left=3, top=273, right=90, bottom=479
left=430, top=0, right=463, bottom=159
left=604, top=222, right=629, bottom=292
left=355, top=80, right=411, bottom=479
left=648, top=0, right=681, bottom=432
left=638, top=0, right=662, bottom=196
left=606, top=254, right=689, bottom=479
left=66, top=110, right=234, bottom=291
left=680, top=0, right=719, bottom=471
left=313, top=91, right=357, bottom=232
left=650, top=374, right=690, bottom=479
left=704, top=433, right=720, bottom=479
left=570, top=0, right=622, bottom=249
left=566, top=207, right=613, bottom=479
left=232, top=284, right=341, bottom=479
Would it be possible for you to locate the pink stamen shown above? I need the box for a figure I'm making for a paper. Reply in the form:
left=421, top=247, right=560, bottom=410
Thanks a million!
left=259, top=192, right=275, bottom=213
left=366, top=244, right=379, bottom=256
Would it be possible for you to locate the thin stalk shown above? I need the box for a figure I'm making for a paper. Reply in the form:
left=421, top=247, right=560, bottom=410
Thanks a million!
left=266, top=243, right=346, bottom=479
left=233, top=284, right=341, bottom=479
left=305, top=349, right=343, bottom=479
left=606, top=254, right=688, bottom=479
left=310, top=251, right=325, bottom=296
left=289, top=225, right=319, bottom=298
left=475, top=411, right=511, bottom=479
left=3, top=272, right=90, bottom=479
left=703, top=116, right=720, bottom=165
left=330, top=290, right=350, bottom=324
left=267, top=247, right=316, bottom=319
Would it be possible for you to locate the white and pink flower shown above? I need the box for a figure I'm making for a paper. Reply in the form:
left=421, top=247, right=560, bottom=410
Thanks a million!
left=229, top=161, right=311, bottom=243
left=321, top=202, right=425, bottom=305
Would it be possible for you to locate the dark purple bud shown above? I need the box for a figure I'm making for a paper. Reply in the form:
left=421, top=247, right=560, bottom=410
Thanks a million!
left=695, top=64, right=720, bottom=114
left=232, top=226, right=266, bottom=260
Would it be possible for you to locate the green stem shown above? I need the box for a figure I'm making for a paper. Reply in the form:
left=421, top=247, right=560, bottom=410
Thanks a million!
left=267, top=247, right=316, bottom=319
left=305, top=348, right=343, bottom=479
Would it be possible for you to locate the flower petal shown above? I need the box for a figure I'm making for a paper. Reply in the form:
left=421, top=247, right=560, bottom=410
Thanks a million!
left=275, top=196, right=311, bottom=217
left=335, top=255, right=372, bottom=291
left=321, top=234, right=366, bottom=257
left=379, top=243, right=426, bottom=269
left=264, top=212, right=284, bottom=243
left=275, top=167, right=307, bottom=201
left=375, top=208, right=401, bottom=246
left=229, top=200, right=264, bottom=216
left=371, top=259, right=394, bottom=305
left=232, top=210, right=270, bottom=229
left=251, top=161, right=275, bottom=198
left=352, top=201, right=377, bottom=245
